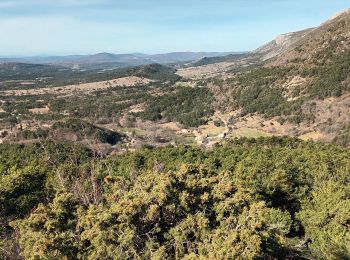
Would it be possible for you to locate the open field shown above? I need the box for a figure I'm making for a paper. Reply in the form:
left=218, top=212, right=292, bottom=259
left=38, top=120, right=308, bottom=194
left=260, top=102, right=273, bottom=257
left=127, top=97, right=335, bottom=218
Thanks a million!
left=0, top=76, right=153, bottom=96
left=176, top=62, right=243, bottom=79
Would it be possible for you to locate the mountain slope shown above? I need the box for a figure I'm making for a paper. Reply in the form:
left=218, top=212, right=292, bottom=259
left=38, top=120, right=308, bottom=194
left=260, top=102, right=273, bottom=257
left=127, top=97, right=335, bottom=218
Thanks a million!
left=254, top=29, right=313, bottom=61
left=197, top=9, right=350, bottom=144
left=188, top=29, right=314, bottom=67
left=269, top=9, right=350, bottom=67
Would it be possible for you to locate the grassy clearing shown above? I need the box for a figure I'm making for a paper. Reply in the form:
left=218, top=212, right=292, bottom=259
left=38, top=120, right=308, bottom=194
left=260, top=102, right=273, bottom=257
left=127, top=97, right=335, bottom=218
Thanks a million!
left=230, top=127, right=271, bottom=138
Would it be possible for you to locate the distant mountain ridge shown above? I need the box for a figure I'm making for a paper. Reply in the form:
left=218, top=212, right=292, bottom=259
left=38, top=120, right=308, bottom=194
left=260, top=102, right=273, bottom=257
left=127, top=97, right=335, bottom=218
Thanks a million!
left=0, top=52, right=236, bottom=70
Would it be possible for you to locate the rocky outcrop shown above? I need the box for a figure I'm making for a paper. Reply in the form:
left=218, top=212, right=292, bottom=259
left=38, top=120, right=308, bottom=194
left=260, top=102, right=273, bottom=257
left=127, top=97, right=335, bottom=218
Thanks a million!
left=254, top=29, right=312, bottom=61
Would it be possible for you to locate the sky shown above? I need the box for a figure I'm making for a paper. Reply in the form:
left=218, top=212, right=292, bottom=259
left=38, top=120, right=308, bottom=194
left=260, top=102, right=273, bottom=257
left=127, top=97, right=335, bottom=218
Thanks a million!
left=0, top=0, right=349, bottom=56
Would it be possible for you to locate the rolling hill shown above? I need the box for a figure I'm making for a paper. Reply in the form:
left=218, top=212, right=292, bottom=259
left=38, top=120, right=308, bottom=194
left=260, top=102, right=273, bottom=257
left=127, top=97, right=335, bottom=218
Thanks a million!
left=0, top=52, right=236, bottom=70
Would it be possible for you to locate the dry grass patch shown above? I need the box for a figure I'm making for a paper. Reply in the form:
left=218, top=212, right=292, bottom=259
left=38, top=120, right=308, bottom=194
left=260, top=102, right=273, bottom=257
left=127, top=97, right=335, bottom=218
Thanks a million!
left=29, top=106, right=50, bottom=114
left=0, top=76, right=153, bottom=97
left=230, top=127, right=271, bottom=138
left=299, top=131, right=325, bottom=141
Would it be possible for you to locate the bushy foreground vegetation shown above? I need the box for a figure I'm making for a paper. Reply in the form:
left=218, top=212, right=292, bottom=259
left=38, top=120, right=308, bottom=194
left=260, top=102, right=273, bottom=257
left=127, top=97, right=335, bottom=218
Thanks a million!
left=0, top=137, right=349, bottom=259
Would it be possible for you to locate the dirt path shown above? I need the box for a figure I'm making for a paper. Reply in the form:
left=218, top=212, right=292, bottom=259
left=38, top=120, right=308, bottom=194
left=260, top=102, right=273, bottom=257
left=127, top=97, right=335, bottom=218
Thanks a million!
left=216, top=112, right=229, bottom=133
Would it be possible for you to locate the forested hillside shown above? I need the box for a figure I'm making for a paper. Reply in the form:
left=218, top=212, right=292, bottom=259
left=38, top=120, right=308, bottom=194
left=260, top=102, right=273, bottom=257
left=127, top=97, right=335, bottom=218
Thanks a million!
left=198, top=11, right=350, bottom=144
left=228, top=15, right=350, bottom=114
left=1, top=137, right=349, bottom=259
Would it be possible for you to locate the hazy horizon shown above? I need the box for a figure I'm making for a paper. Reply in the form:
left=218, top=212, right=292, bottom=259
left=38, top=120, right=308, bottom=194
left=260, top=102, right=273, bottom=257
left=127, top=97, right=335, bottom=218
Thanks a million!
left=0, top=51, right=243, bottom=59
left=1, top=0, right=349, bottom=56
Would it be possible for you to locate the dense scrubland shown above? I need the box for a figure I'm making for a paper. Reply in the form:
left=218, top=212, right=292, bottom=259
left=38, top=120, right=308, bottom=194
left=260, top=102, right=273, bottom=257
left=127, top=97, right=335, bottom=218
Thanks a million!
left=0, top=137, right=349, bottom=259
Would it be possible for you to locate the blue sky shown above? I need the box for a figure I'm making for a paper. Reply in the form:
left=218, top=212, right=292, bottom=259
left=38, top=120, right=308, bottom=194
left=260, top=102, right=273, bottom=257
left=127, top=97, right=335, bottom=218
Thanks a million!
left=1, top=0, right=349, bottom=56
